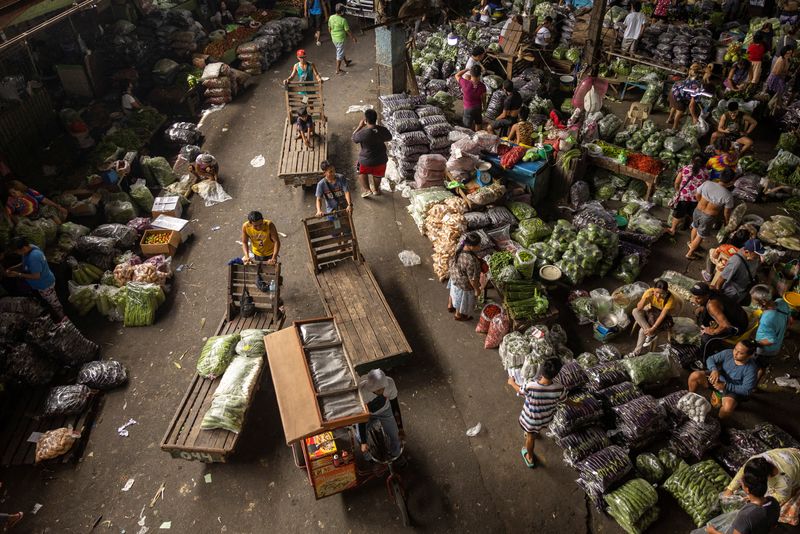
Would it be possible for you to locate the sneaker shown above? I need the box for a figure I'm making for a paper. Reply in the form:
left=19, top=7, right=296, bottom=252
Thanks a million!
left=701, top=270, right=712, bottom=282
left=361, top=191, right=371, bottom=198
left=316, top=40, right=321, bottom=46
left=643, top=335, right=656, bottom=347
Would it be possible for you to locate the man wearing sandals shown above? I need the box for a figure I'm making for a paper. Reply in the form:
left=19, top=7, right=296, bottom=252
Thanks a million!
left=507, top=358, right=565, bottom=468
left=352, top=109, right=391, bottom=197
left=686, top=170, right=736, bottom=261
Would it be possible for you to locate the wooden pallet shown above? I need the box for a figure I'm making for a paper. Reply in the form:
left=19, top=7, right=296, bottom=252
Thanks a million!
left=160, top=309, right=284, bottom=462
left=226, top=262, right=281, bottom=320
left=589, top=155, right=660, bottom=200
left=0, top=385, right=102, bottom=467
left=278, top=119, right=328, bottom=186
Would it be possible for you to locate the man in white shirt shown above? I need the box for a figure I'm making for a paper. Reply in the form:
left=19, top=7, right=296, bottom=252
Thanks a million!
left=356, top=369, right=403, bottom=459
left=621, top=2, right=647, bottom=54
left=534, top=16, right=554, bottom=47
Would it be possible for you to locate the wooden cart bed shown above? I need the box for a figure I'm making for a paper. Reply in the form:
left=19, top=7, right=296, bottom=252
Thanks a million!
left=161, top=263, right=284, bottom=463
left=0, top=386, right=102, bottom=466
left=278, top=80, right=328, bottom=187
left=302, top=212, right=411, bottom=372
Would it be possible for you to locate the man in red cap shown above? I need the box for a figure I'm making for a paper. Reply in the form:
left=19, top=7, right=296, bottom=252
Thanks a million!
left=283, top=49, right=322, bottom=85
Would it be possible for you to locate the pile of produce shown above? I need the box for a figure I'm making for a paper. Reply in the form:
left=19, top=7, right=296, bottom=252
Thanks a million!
left=407, top=187, right=453, bottom=231
left=635, top=453, right=665, bottom=483
left=424, top=197, right=468, bottom=281
left=123, top=282, right=165, bottom=327
left=577, top=445, right=633, bottom=507
left=758, top=215, right=800, bottom=251
left=586, top=361, right=629, bottom=391
left=670, top=417, right=721, bottom=460
left=549, top=392, right=604, bottom=438
left=613, top=395, right=668, bottom=447
left=196, top=333, right=241, bottom=379
left=595, top=381, right=643, bottom=410
left=621, top=352, right=677, bottom=387
left=502, top=280, right=549, bottom=321
left=663, top=460, right=731, bottom=527
left=604, top=479, right=660, bottom=534
left=637, top=23, right=714, bottom=67
left=555, top=426, right=611, bottom=467
left=201, top=355, right=263, bottom=433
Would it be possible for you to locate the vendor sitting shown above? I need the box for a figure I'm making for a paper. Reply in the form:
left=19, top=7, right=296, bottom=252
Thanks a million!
left=295, top=107, right=315, bottom=149
left=687, top=340, right=758, bottom=419
left=630, top=280, right=679, bottom=356
left=690, top=282, right=749, bottom=360
left=724, top=59, right=750, bottom=93
left=750, top=284, right=791, bottom=378
left=506, top=107, right=535, bottom=146
left=711, top=101, right=757, bottom=155
left=188, top=153, right=219, bottom=182
left=487, top=80, right=522, bottom=136
left=723, top=449, right=800, bottom=526
left=357, top=369, right=403, bottom=460
left=3, top=180, right=67, bottom=224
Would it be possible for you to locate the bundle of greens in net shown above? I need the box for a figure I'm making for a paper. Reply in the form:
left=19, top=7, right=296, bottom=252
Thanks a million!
left=604, top=478, right=660, bottom=534
left=196, top=333, right=241, bottom=379
left=235, top=329, right=273, bottom=357
left=499, top=331, right=531, bottom=370
left=506, top=201, right=536, bottom=221
left=663, top=460, right=731, bottom=527
left=621, top=352, right=679, bottom=387
left=659, top=270, right=700, bottom=301
left=123, top=282, right=165, bottom=327
left=512, top=217, right=551, bottom=247
left=201, top=355, right=263, bottom=433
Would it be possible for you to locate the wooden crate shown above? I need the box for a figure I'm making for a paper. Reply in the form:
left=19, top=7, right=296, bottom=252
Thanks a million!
left=0, top=385, right=102, bottom=466
left=227, top=262, right=281, bottom=320
left=278, top=119, right=328, bottom=186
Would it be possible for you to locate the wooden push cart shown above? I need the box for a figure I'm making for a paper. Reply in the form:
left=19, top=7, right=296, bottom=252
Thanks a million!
left=264, top=317, right=410, bottom=524
left=160, top=262, right=284, bottom=462
left=278, top=80, right=329, bottom=187
left=302, top=211, right=411, bottom=372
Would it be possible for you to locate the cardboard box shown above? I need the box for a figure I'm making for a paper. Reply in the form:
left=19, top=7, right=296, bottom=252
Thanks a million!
left=151, top=215, right=192, bottom=242
left=151, top=195, right=183, bottom=218
left=140, top=229, right=181, bottom=257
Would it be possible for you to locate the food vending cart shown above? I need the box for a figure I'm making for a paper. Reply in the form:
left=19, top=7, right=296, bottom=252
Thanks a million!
left=264, top=317, right=410, bottom=524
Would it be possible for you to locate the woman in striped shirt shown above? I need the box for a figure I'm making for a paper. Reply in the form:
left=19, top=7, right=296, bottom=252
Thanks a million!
left=507, top=358, right=566, bottom=468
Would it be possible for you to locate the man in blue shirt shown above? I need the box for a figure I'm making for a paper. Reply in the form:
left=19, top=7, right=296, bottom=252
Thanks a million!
left=314, top=160, right=353, bottom=237
left=687, top=340, right=758, bottom=419
left=304, top=0, right=328, bottom=47
left=750, top=284, right=791, bottom=377
left=5, top=237, right=65, bottom=320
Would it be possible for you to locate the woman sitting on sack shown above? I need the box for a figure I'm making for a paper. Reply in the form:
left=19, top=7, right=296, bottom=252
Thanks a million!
left=630, top=280, right=680, bottom=356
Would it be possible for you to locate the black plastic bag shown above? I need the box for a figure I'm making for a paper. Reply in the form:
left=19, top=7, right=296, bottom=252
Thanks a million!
left=43, top=385, right=92, bottom=416
left=2, top=343, right=57, bottom=385
left=77, top=360, right=128, bottom=390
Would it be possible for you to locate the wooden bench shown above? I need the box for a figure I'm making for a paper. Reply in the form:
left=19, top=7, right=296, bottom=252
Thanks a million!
left=278, top=80, right=329, bottom=187
left=160, top=263, right=284, bottom=463
left=589, top=154, right=660, bottom=201
left=302, top=212, right=411, bottom=372
left=0, top=385, right=102, bottom=466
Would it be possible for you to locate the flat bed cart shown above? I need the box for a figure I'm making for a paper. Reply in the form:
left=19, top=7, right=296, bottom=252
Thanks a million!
left=160, top=263, right=284, bottom=463
left=264, top=317, right=410, bottom=524
left=278, top=80, right=328, bottom=187
left=302, top=211, right=411, bottom=372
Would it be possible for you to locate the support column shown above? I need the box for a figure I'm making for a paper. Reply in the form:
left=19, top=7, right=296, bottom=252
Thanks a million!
left=584, top=0, right=608, bottom=76
left=375, top=25, right=408, bottom=95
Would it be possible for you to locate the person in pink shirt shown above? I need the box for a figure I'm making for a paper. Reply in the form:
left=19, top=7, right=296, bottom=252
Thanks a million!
left=455, top=65, right=487, bottom=131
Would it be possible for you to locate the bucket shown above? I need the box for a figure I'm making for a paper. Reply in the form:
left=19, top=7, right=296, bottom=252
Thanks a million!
left=784, top=291, right=800, bottom=311
left=559, top=75, right=575, bottom=92
left=539, top=264, right=562, bottom=281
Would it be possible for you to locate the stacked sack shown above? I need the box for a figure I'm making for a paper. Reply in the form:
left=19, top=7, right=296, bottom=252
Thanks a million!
left=381, top=94, right=430, bottom=181
left=249, top=18, right=305, bottom=70
left=237, top=42, right=263, bottom=75
left=200, top=62, right=233, bottom=106
left=166, top=9, right=207, bottom=60
left=414, top=154, right=446, bottom=189
left=424, top=197, right=468, bottom=282
left=419, top=111, right=453, bottom=158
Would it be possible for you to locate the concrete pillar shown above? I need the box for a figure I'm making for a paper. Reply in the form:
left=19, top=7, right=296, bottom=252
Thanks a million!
left=375, top=25, right=407, bottom=95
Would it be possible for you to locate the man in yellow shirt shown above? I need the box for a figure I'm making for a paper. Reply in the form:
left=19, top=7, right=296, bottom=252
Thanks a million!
left=630, top=279, right=680, bottom=355
left=241, top=211, right=280, bottom=264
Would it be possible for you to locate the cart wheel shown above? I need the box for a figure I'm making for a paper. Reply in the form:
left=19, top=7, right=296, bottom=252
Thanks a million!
left=389, top=477, right=410, bottom=527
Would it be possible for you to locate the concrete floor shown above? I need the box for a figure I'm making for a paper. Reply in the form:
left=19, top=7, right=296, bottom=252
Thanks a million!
left=3, top=26, right=800, bottom=534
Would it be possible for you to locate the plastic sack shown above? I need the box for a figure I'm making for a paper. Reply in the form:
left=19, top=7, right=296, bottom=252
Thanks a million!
left=43, top=385, right=92, bottom=417
left=484, top=313, right=510, bottom=349
left=141, top=156, right=177, bottom=188
left=235, top=328, right=271, bottom=357
left=554, top=360, right=588, bottom=391
left=610, top=282, right=648, bottom=313
left=556, top=426, right=611, bottom=467
left=104, top=201, right=137, bottom=224
left=192, top=179, right=232, bottom=207
left=595, top=381, right=643, bottom=409
left=123, top=282, right=165, bottom=327
left=670, top=316, right=701, bottom=346
left=604, top=478, right=659, bottom=534
left=596, top=343, right=621, bottom=363
left=671, top=418, right=722, bottom=460
left=213, top=355, right=262, bottom=399
left=622, top=352, right=679, bottom=386
left=664, top=460, right=731, bottom=527
left=200, top=394, right=247, bottom=433
left=751, top=422, right=800, bottom=449
left=577, top=445, right=633, bottom=494
left=635, top=453, right=665, bottom=483
left=570, top=181, right=590, bottom=208
left=91, top=224, right=138, bottom=249
left=719, top=490, right=748, bottom=513
left=689, top=511, right=738, bottom=534
left=35, top=428, right=80, bottom=463
left=676, top=392, right=711, bottom=424
left=3, top=343, right=57, bottom=385
left=549, top=392, right=604, bottom=438
left=586, top=361, right=629, bottom=391
left=26, top=316, right=98, bottom=364
left=76, top=360, right=128, bottom=390
left=130, top=180, right=155, bottom=213
left=613, top=395, right=668, bottom=445
left=68, top=282, right=97, bottom=316
left=95, top=285, right=124, bottom=321
left=499, top=332, right=531, bottom=370
left=59, top=222, right=91, bottom=240
left=197, top=334, right=241, bottom=379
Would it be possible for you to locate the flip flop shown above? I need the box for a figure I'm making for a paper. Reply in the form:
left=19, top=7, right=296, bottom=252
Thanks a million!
left=685, top=253, right=701, bottom=260
left=447, top=306, right=456, bottom=313
left=454, top=314, right=473, bottom=321
left=521, top=448, right=535, bottom=468
left=6, top=512, right=23, bottom=529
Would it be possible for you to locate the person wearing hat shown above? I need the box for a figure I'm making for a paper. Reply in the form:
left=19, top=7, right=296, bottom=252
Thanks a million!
left=328, top=4, right=356, bottom=75
left=356, top=369, right=403, bottom=460
left=687, top=340, right=759, bottom=419
left=750, top=284, right=791, bottom=378
left=713, top=238, right=764, bottom=305
left=448, top=233, right=483, bottom=321
left=686, top=166, right=736, bottom=261
left=691, top=282, right=749, bottom=360
left=284, top=49, right=322, bottom=85
left=189, top=153, right=219, bottom=182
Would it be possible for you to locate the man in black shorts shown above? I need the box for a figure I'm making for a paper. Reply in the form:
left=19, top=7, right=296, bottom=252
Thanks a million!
left=488, top=80, right=522, bottom=136
left=305, top=0, right=328, bottom=46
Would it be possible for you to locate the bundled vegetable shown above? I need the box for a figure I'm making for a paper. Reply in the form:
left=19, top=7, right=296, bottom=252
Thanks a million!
left=68, top=282, right=97, bottom=316
left=201, top=355, right=263, bottom=433
left=595, top=381, right=643, bottom=409
left=123, top=282, right=165, bottom=327
left=635, top=453, right=665, bottom=483
left=604, top=478, right=659, bottom=534
left=577, top=445, right=633, bottom=495
left=488, top=251, right=514, bottom=281
left=663, top=460, right=731, bottom=527
left=556, top=426, right=611, bottom=467
left=235, top=328, right=271, bottom=357
left=586, top=361, right=629, bottom=391
left=196, top=333, right=241, bottom=379
left=506, top=201, right=536, bottom=221
left=70, top=259, right=103, bottom=285
left=670, top=417, right=721, bottom=460
left=613, top=395, right=668, bottom=447
left=549, top=392, right=603, bottom=438
left=622, top=352, right=678, bottom=386
left=676, top=392, right=711, bottom=424
left=554, top=360, right=588, bottom=391
left=499, top=332, right=532, bottom=370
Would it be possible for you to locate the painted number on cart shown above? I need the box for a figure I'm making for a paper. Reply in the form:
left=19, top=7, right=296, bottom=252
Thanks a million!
left=178, top=451, right=216, bottom=462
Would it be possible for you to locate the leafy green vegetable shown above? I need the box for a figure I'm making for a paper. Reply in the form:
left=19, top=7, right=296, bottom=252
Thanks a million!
left=604, top=478, right=659, bottom=534
left=197, top=334, right=241, bottom=379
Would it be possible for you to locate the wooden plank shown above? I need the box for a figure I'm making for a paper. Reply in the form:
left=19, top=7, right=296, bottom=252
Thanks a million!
left=361, top=264, right=411, bottom=353
left=316, top=250, right=358, bottom=267
left=335, top=263, right=394, bottom=359
left=314, top=267, right=371, bottom=364
left=349, top=264, right=404, bottom=356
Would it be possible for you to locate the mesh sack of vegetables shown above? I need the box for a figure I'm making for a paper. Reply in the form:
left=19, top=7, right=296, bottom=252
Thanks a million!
left=604, top=478, right=659, bottom=534
left=664, top=459, right=730, bottom=527
left=34, top=427, right=81, bottom=463
left=556, top=426, right=610, bottom=467
left=14, top=218, right=46, bottom=249
left=675, top=392, right=711, bottom=424
left=42, top=384, right=93, bottom=417
left=506, top=201, right=536, bottom=221
left=200, top=393, right=248, bottom=433
left=129, top=180, right=155, bottom=213
left=95, top=285, right=124, bottom=321
left=77, top=360, right=128, bottom=390
left=554, top=360, right=588, bottom=391
left=613, top=395, right=668, bottom=444
left=235, top=328, right=272, bottom=357
left=59, top=222, right=91, bottom=240
left=140, top=156, right=177, bottom=187
left=91, top=224, right=139, bottom=249
left=621, top=352, right=679, bottom=387
left=596, top=381, right=643, bottom=409
left=577, top=445, right=633, bottom=494
left=76, top=235, right=117, bottom=257
left=476, top=303, right=503, bottom=334
left=123, top=282, right=165, bottom=327
left=635, top=453, right=665, bottom=483
left=499, top=331, right=532, bottom=369
left=104, top=200, right=137, bottom=224
left=484, top=312, right=510, bottom=349
left=549, top=392, right=603, bottom=438
left=670, top=417, right=721, bottom=460
left=3, top=342, right=57, bottom=385
left=68, top=282, right=97, bottom=316
left=197, top=333, right=241, bottom=379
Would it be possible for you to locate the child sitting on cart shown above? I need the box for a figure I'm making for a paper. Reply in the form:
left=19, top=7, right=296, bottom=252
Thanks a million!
left=295, top=107, right=316, bottom=149
left=357, top=369, right=403, bottom=460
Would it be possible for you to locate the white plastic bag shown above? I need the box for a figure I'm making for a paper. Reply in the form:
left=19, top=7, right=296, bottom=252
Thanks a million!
left=192, top=179, right=232, bottom=207
left=398, top=250, right=421, bottom=266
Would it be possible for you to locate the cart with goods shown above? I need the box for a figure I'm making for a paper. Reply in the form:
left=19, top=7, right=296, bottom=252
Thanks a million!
left=264, top=317, right=410, bottom=525
left=302, top=211, right=411, bottom=371
left=278, top=80, right=329, bottom=187
left=160, top=262, right=284, bottom=462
